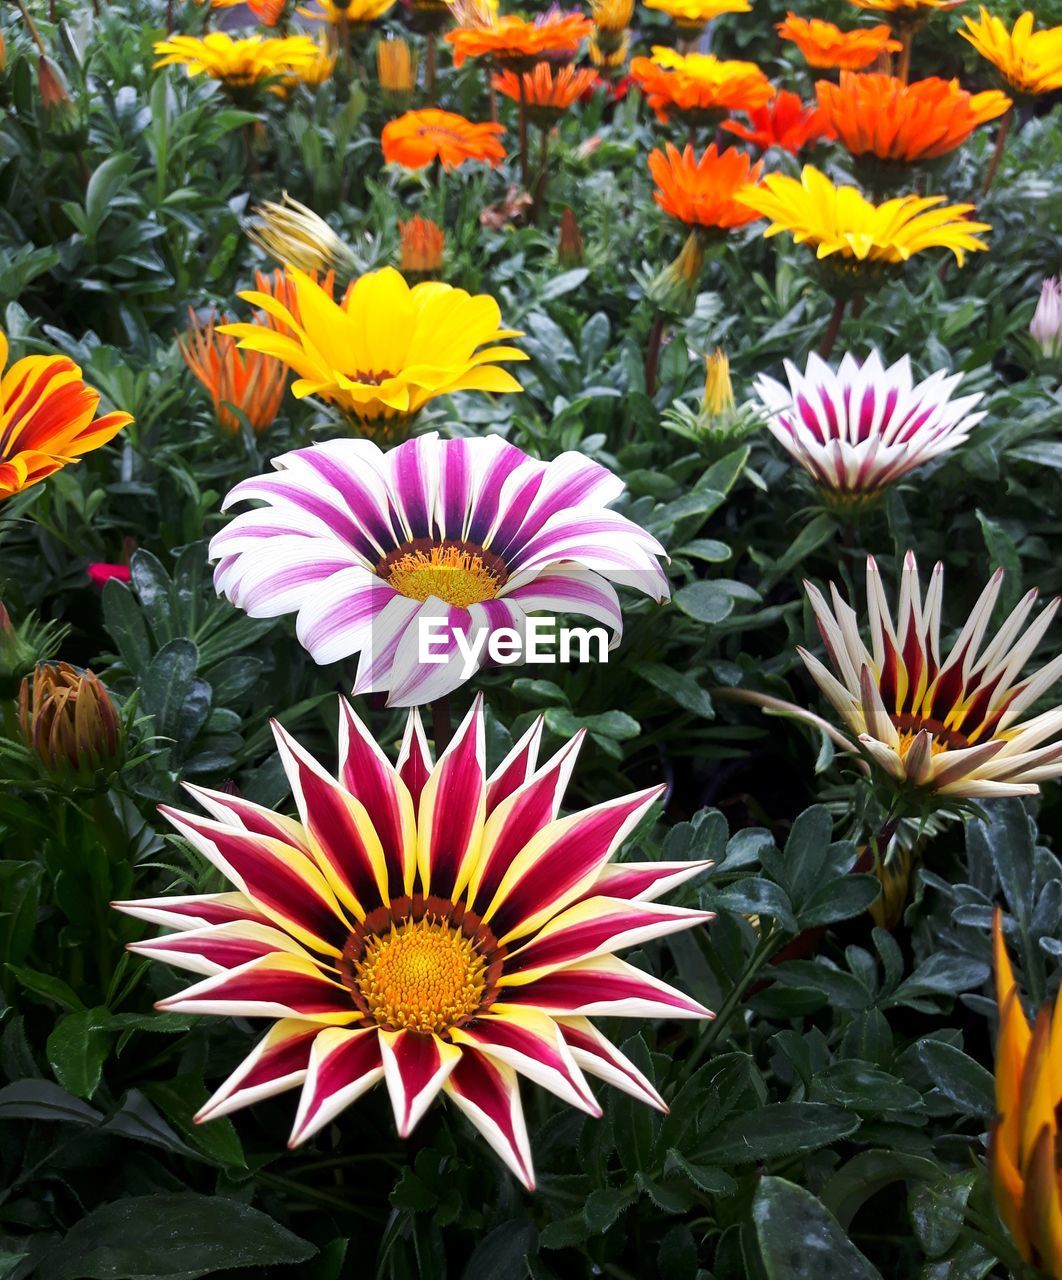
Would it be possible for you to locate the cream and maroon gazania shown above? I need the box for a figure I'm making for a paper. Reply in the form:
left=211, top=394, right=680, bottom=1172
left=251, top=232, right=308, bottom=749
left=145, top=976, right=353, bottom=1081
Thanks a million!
left=113, top=698, right=712, bottom=1188
left=800, top=552, right=1062, bottom=798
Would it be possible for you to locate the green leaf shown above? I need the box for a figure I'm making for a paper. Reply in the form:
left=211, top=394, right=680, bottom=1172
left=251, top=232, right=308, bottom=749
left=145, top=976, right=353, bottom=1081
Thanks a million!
left=38, top=1193, right=316, bottom=1280
left=46, top=1009, right=112, bottom=1099
left=633, top=662, right=714, bottom=718
left=694, top=1103, right=859, bottom=1165
left=712, top=879, right=797, bottom=934
left=101, top=578, right=153, bottom=674
left=0, top=1079, right=103, bottom=1126
left=915, top=1039, right=995, bottom=1118
left=909, top=1173, right=976, bottom=1260
left=673, top=581, right=734, bottom=625
left=584, top=1187, right=636, bottom=1234
left=753, top=1176, right=883, bottom=1279
left=821, top=1150, right=940, bottom=1230
left=141, top=1077, right=246, bottom=1168
left=5, top=964, right=85, bottom=1012
left=140, top=638, right=199, bottom=742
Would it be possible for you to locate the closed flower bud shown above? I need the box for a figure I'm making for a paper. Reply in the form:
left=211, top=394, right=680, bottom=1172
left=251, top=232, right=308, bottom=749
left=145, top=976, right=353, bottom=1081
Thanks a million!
left=1030, top=275, right=1062, bottom=360
left=377, top=36, right=416, bottom=108
left=37, top=56, right=85, bottom=149
left=557, top=207, right=584, bottom=266
left=703, top=348, right=734, bottom=418
left=18, top=662, right=123, bottom=784
left=248, top=192, right=358, bottom=281
left=398, top=215, right=445, bottom=278
left=591, top=0, right=634, bottom=32
left=645, top=230, right=704, bottom=318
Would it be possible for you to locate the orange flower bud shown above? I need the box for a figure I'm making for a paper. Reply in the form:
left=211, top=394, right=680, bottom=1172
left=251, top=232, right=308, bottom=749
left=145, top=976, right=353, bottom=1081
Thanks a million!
left=18, top=662, right=123, bottom=783
left=398, top=215, right=445, bottom=277
left=557, top=207, right=584, bottom=266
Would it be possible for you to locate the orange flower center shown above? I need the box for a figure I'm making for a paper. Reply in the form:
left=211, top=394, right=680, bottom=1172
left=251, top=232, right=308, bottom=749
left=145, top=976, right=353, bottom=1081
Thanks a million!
left=353, top=918, right=487, bottom=1034
left=892, top=713, right=971, bottom=754
left=381, top=540, right=506, bottom=607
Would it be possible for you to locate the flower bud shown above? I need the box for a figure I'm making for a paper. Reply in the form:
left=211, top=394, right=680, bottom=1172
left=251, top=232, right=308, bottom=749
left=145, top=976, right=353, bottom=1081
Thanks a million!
left=18, top=662, right=123, bottom=784
left=377, top=36, right=416, bottom=109
left=645, top=230, right=704, bottom=318
left=1030, top=275, right=1062, bottom=360
left=703, top=348, right=734, bottom=418
left=37, top=55, right=85, bottom=149
left=557, top=207, right=584, bottom=267
left=248, top=192, right=358, bottom=281
left=398, top=215, right=445, bottom=278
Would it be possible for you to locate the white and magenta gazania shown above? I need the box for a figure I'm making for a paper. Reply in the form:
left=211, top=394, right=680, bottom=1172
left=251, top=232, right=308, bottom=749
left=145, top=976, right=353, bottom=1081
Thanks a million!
left=113, top=698, right=712, bottom=1189
left=1030, top=276, right=1062, bottom=360
left=754, top=350, right=985, bottom=502
left=209, top=433, right=669, bottom=707
left=800, top=551, right=1062, bottom=799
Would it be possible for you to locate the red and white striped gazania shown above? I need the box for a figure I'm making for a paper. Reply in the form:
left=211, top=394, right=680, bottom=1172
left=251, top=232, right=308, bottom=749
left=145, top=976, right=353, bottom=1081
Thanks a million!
left=209, top=433, right=669, bottom=707
left=800, top=553, right=1062, bottom=798
left=754, top=351, right=985, bottom=501
left=113, top=698, right=712, bottom=1188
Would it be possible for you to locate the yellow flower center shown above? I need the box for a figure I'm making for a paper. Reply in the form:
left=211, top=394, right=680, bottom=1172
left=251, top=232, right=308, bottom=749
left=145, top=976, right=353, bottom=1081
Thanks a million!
left=892, top=714, right=971, bottom=756
left=354, top=919, right=487, bottom=1034
left=384, top=543, right=504, bottom=608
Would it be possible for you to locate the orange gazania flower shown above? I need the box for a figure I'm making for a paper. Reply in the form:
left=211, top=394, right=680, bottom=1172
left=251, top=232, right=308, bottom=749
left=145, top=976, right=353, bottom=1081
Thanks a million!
left=817, top=72, right=1011, bottom=163
left=209, top=0, right=288, bottom=25
left=723, top=90, right=835, bottom=154
left=382, top=108, right=506, bottom=171
left=648, top=142, right=764, bottom=232
left=178, top=310, right=287, bottom=434
left=0, top=331, right=132, bottom=502
left=990, top=907, right=1062, bottom=1279
left=847, top=0, right=966, bottom=15
left=492, top=62, right=600, bottom=122
left=777, top=13, right=902, bottom=70
left=398, top=215, right=445, bottom=275
left=446, top=12, right=593, bottom=70
left=630, top=48, right=774, bottom=124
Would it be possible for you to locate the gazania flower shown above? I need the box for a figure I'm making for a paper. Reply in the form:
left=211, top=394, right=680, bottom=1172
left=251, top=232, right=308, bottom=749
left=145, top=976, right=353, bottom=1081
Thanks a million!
left=446, top=11, right=593, bottom=71
left=847, top=0, right=966, bottom=16
left=736, top=167, right=991, bottom=280
left=959, top=9, right=1062, bottom=97
left=178, top=311, right=287, bottom=435
left=777, top=14, right=902, bottom=70
left=378, top=35, right=417, bottom=106
left=248, top=194, right=357, bottom=282
left=1030, top=277, right=1062, bottom=360
left=398, top=215, right=445, bottom=276
left=492, top=63, right=601, bottom=124
left=113, top=699, right=711, bottom=1188
left=290, top=34, right=336, bottom=89
left=591, top=0, right=634, bottom=33
left=209, top=433, right=669, bottom=704
left=630, top=48, right=774, bottom=125
left=0, top=331, right=132, bottom=502
left=382, top=109, right=506, bottom=172
left=990, top=908, right=1062, bottom=1278
left=816, top=73, right=1010, bottom=165
left=153, top=33, right=321, bottom=94
left=299, top=0, right=397, bottom=27
left=753, top=349, right=985, bottom=500
left=648, top=142, right=764, bottom=232
left=218, top=268, right=525, bottom=434
left=252, top=267, right=339, bottom=336
left=800, top=551, right=1062, bottom=799
left=722, top=90, right=834, bottom=154
left=208, top=0, right=288, bottom=26
left=87, top=563, right=132, bottom=589
left=643, top=0, right=750, bottom=29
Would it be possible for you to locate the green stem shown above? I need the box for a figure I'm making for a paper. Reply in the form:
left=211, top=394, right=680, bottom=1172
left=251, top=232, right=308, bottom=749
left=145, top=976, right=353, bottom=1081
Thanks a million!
left=686, top=930, right=781, bottom=1070
left=982, top=107, right=1013, bottom=196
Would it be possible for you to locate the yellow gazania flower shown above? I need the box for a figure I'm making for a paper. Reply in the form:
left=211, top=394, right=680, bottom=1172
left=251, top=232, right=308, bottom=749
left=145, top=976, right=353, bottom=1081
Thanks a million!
left=218, top=267, right=527, bottom=432
left=591, top=0, right=634, bottom=33
left=153, top=33, right=322, bottom=90
left=847, top=0, right=965, bottom=13
left=291, top=33, right=337, bottom=89
left=644, top=0, right=750, bottom=28
left=990, top=908, right=1062, bottom=1278
left=960, top=8, right=1062, bottom=97
left=736, top=166, right=991, bottom=267
left=299, top=0, right=397, bottom=26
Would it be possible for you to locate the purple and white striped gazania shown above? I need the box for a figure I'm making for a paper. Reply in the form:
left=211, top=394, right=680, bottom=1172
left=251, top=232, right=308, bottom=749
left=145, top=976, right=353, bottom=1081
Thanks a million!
left=209, top=433, right=670, bottom=706
left=753, top=350, right=985, bottom=501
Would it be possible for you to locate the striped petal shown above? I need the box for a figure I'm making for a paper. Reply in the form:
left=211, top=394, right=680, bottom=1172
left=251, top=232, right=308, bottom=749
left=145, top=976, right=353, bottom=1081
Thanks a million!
left=379, top=1029, right=462, bottom=1137
left=416, top=696, right=486, bottom=900
left=397, top=708, right=433, bottom=806
left=443, top=1050, right=534, bottom=1190
left=111, top=891, right=269, bottom=932
left=505, top=955, right=713, bottom=1020
left=558, top=1016, right=667, bottom=1112
left=195, top=1020, right=320, bottom=1123
left=156, top=953, right=361, bottom=1024
left=128, top=919, right=310, bottom=977
left=289, top=1027, right=385, bottom=1146
left=589, top=859, right=714, bottom=903
left=485, top=716, right=544, bottom=813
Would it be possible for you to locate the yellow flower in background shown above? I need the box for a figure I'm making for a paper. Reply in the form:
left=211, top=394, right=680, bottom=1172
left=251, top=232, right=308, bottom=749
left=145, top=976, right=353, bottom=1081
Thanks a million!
left=990, top=908, right=1062, bottom=1279
left=218, top=267, right=526, bottom=432
left=248, top=193, right=358, bottom=280
left=153, top=33, right=321, bottom=90
left=644, top=0, right=750, bottom=28
left=299, top=0, right=397, bottom=25
left=847, top=0, right=965, bottom=13
left=703, top=349, right=734, bottom=417
left=591, top=0, right=634, bottom=33
left=736, top=166, right=991, bottom=267
left=292, top=34, right=337, bottom=88
left=378, top=35, right=417, bottom=103
left=446, top=0, right=499, bottom=28
left=960, top=9, right=1062, bottom=96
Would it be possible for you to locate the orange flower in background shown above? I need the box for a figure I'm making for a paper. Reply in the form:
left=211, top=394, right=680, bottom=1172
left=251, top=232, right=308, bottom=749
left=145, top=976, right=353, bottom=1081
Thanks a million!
left=817, top=72, right=1011, bottom=162
left=382, top=108, right=506, bottom=171
left=398, top=215, right=446, bottom=274
left=446, top=12, right=593, bottom=69
left=649, top=142, right=764, bottom=231
left=209, top=0, right=288, bottom=25
left=0, top=331, right=132, bottom=502
left=723, top=90, right=835, bottom=154
left=847, top=0, right=966, bottom=14
left=990, top=908, right=1062, bottom=1280
left=492, top=62, right=601, bottom=121
left=630, top=48, right=774, bottom=123
left=178, top=310, right=287, bottom=434
left=777, top=13, right=901, bottom=69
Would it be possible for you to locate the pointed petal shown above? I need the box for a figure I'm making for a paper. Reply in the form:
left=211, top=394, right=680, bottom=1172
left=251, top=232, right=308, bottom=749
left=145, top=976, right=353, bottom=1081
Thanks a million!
left=128, top=920, right=310, bottom=977
left=196, top=1020, right=320, bottom=1123
left=588, top=859, right=713, bottom=903
left=289, top=1027, right=385, bottom=1146
left=156, top=953, right=361, bottom=1024
left=443, top=1050, right=535, bottom=1191
left=379, top=1029, right=462, bottom=1137
left=416, top=696, right=486, bottom=900
left=558, top=1016, right=667, bottom=1112
left=504, top=955, right=712, bottom=1019
left=111, top=891, right=269, bottom=932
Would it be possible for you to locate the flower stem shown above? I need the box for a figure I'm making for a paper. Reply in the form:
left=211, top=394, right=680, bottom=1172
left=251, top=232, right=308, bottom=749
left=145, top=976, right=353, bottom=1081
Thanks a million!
left=425, top=35, right=437, bottom=103
left=13, top=0, right=47, bottom=54
left=686, top=929, right=780, bottom=1070
left=897, top=27, right=913, bottom=84
left=531, top=125, right=549, bottom=225
left=644, top=313, right=665, bottom=398
left=430, top=695, right=452, bottom=753
left=982, top=106, right=1013, bottom=196
left=819, top=295, right=846, bottom=360
left=517, top=76, right=530, bottom=189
